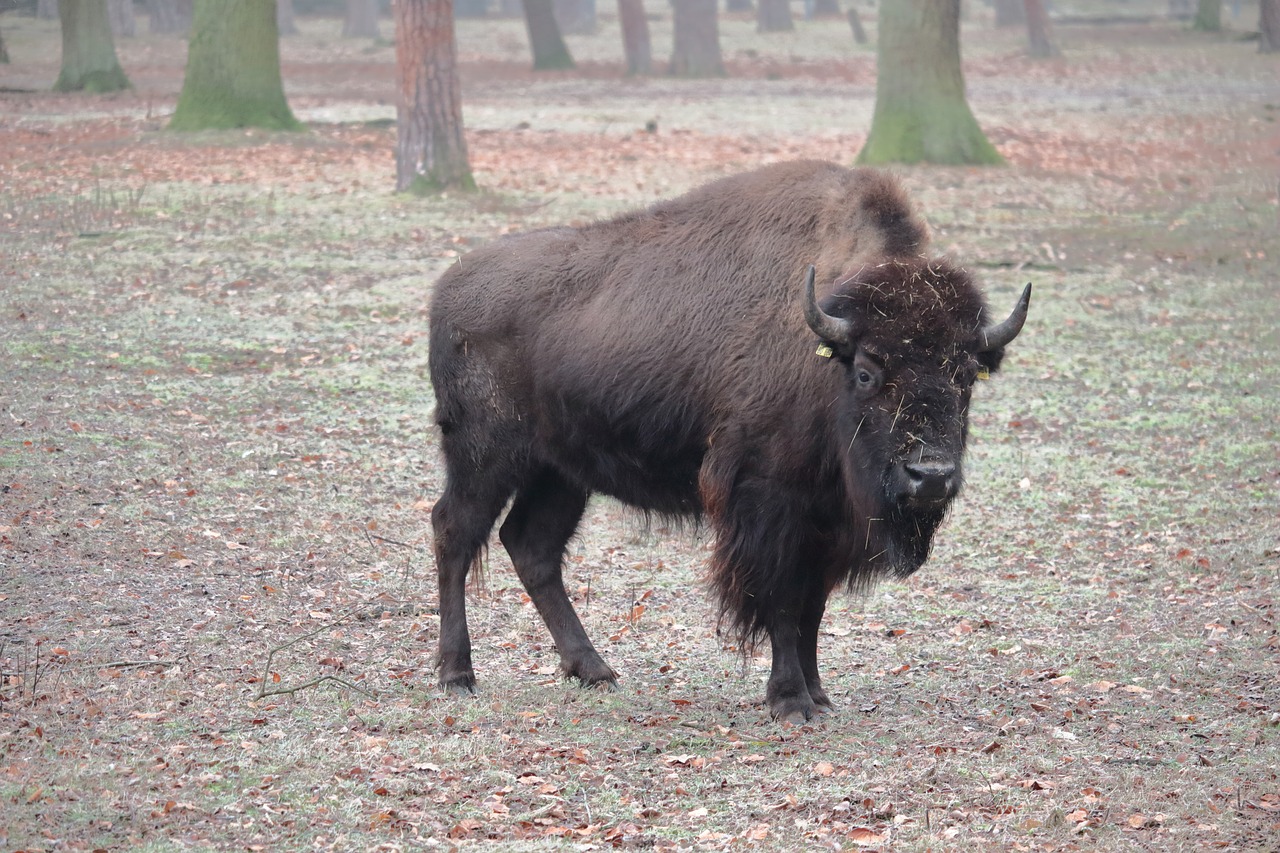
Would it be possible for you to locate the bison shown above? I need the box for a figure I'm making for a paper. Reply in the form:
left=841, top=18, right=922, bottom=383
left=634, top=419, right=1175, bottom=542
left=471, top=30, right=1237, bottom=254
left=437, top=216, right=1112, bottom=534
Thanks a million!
left=427, top=160, right=1029, bottom=722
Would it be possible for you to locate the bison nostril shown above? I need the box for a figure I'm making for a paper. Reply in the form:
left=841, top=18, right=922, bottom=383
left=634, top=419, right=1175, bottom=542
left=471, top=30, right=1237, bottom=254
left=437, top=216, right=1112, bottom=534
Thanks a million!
left=903, top=461, right=957, bottom=501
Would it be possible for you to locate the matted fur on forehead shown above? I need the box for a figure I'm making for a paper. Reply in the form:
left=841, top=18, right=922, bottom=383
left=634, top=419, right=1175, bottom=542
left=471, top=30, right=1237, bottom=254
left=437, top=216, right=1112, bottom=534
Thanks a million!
left=828, top=257, right=989, bottom=350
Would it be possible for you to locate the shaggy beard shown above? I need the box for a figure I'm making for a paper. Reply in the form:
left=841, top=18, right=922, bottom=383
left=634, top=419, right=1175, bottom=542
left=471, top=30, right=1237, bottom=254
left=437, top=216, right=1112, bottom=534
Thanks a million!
left=881, top=502, right=948, bottom=579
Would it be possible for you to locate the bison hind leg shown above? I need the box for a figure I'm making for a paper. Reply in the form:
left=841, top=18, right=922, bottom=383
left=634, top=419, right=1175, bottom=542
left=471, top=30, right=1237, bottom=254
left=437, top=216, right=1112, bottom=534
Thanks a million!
left=500, top=468, right=618, bottom=690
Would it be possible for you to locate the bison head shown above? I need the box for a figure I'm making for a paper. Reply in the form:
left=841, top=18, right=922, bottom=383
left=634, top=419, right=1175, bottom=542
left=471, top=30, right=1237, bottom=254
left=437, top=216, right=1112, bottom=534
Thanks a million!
left=803, top=261, right=1030, bottom=576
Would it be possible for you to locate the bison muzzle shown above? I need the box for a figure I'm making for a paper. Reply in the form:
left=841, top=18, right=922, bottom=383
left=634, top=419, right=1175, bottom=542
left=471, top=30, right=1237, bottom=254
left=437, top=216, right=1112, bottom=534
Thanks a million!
left=427, top=160, right=1029, bottom=723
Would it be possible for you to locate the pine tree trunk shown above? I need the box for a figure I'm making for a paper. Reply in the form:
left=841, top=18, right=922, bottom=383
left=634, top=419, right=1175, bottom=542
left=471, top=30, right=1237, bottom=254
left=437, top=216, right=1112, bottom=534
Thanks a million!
left=169, top=0, right=303, bottom=131
left=394, top=0, right=475, bottom=193
left=343, top=0, right=381, bottom=37
left=523, top=0, right=575, bottom=69
left=54, top=0, right=132, bottom=92
left=1261, top=0, right=1280, bottom=51
left=1193, top=0, right=1222, bottom=29
left=857, top=0, right=1002, bottom=165
left=554, top=0, right=596, bottom=34
left=1025, top=0, right=1058, bottom=57
left=147, top=0, right=193, bottom=35
left=757, top=0, right=793, bottom=32
left=670, top=0, right=723, bottom=77
left=108, top=0, right=136, bottom=36
left=617, top=0, right=651, bottom=75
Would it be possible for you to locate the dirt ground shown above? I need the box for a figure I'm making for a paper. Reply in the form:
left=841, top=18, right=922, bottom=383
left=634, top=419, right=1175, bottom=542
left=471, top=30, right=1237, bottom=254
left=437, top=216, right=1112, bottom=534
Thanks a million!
left=2, top=7, right=1279, bottom=852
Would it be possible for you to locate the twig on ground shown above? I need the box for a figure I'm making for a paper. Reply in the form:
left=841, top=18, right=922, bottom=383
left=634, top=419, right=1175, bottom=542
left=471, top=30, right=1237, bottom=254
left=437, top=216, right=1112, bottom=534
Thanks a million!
left=256, top=673, right=376, bottom=701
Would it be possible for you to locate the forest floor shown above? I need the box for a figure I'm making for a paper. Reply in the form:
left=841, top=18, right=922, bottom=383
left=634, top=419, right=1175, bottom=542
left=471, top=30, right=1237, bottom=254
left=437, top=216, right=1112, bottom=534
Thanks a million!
left=1, top=7, right=1279, bottom=852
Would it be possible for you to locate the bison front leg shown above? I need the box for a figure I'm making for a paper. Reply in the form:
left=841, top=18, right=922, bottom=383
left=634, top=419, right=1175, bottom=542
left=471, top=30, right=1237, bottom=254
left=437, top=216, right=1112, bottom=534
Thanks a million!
left=499, top=469, right=618, bottom=688
left=767, top=604, right=830, bottom=725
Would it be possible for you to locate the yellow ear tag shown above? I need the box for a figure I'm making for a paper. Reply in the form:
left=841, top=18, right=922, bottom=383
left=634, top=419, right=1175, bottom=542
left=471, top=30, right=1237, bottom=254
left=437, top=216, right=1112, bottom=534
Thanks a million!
left=815, top=344, right=834, bottom=359
left=977, top=367, right=990, bottom=381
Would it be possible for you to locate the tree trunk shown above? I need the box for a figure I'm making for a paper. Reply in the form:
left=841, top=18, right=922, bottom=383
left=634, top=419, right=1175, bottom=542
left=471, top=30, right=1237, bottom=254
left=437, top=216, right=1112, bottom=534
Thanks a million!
left=343, top=0, right=382, bottom=37
left=857, top=0, right=1002, bottom=165
left=1024, top=0, right=1058, bottom=57
left=670, top=0, right=723, bottom=77
left=1193, top=0, right=1222, bottom=29
left=554, top=0, right=596, bottom=34
left=108, top=0, right=136, bottom=36
left=147, top=0, right=193, bottom=35
left=54, top=0, right=132, bottom=92
left=617, top=0, right=651, bottom=75
left=277, top=0, right=298, bottom=34
left=394, top=0, right=474, bottom=193
left=757, top=0, right=793, bottom=31
left=1262, top=0, right=1280, bottom=51
left=994, top=0, right=1024, bottom=26
left=522, top=0, right=575, bottom=69
left=169, top=0, right=302, bottom=130
left=846, top=6, right=865, bottom=43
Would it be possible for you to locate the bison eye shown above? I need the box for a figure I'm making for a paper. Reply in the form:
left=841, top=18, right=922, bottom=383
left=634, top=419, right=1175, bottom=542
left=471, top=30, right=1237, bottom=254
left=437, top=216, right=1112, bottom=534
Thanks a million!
left=851, top=351, right=884, bottom=395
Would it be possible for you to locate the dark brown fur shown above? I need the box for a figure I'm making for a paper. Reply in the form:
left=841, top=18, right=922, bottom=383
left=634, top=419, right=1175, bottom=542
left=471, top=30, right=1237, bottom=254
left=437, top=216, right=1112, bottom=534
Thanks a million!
left=427, top=161, right=1021, bottom=722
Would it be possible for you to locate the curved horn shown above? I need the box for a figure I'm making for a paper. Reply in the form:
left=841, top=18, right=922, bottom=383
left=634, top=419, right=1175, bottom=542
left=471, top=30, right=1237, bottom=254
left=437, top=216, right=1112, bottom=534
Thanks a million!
left=978, top=283, right=1032, bottom=352
left=802, top=265, right=857, bottom=345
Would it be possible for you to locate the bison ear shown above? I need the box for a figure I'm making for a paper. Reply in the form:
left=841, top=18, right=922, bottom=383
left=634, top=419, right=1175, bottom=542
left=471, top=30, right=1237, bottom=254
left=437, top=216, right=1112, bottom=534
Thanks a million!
left=802, top=265, right=859, bottom=350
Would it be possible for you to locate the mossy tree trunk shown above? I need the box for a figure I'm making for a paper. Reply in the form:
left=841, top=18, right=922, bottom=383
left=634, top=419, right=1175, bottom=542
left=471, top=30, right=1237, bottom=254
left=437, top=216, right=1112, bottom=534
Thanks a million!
left=670, top=0, right=723, bottom=77
left=857, top=0, right=1002, bottom=166
left=617, top=0, right=651, bottom=75
left=169, top=0, right=303, bottom=131
left=54, top=0, right=131, bottom=93
left=522, top=0, right=575, bottom=69
left=1193, top=0, right=1222, bottom=29
left=394, top=0, right=475, bottom=194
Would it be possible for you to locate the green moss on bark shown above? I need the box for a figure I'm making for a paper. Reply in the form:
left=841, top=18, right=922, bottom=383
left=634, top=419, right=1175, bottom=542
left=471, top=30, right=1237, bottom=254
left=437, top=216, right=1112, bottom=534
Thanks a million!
left=404, top=171, right=478, bottom=196
left=169, top=0, right=303, bottom=132
left=53, top=0, right=131, bottom=94
left=857, top=96, right=1003, bottom=166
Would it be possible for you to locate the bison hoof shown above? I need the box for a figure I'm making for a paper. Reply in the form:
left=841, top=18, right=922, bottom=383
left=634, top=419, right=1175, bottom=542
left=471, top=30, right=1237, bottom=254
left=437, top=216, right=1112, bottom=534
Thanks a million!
left=440, top=674, right=477, bottom=696
left=770, top=695, right=832, bottom=725
left=580, top=676, right=620, bottom=692
left=563, top=658, right=618, bottom=690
